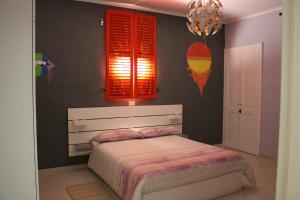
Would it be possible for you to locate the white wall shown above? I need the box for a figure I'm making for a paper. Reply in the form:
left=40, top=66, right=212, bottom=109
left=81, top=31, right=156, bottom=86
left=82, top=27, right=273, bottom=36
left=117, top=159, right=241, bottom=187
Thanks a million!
left=276, top=0, right=300, bottom=199
left=0, top=1, right=38, bottom=200
left=225, top=10, right=283, bottom=158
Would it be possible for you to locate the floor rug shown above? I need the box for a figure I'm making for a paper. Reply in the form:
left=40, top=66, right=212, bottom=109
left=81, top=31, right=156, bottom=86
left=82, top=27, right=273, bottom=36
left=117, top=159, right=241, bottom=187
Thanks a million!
left=67, top=181, right=119, bottom=200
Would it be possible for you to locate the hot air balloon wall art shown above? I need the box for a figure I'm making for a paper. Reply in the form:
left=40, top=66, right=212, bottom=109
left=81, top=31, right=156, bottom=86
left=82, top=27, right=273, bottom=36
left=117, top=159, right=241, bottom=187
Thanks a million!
left=187, top=42, right=212, bottom=96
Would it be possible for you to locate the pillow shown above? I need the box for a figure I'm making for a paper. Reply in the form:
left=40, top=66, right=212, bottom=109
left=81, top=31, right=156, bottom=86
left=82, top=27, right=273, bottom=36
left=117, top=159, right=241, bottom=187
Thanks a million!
left=92, top=129, right=142, bottom=143
left=138, top=126, right=178, bottom=138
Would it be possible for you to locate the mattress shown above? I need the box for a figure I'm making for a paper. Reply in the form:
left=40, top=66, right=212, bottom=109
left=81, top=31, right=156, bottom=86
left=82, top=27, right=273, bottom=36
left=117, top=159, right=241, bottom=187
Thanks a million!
left=88, top=135, right=255, bottom=200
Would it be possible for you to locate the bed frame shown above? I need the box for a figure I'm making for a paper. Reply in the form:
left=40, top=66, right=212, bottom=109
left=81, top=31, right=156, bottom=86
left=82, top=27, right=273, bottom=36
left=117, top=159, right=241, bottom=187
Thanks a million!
left=68, top=105, right=243, bottom=200
left=143, top=171, right=243, bottom=200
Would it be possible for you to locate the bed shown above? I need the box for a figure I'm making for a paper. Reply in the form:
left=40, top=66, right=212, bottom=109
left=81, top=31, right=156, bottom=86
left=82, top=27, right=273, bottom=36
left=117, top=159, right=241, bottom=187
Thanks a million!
left=68, top=105, right=255, bottom=200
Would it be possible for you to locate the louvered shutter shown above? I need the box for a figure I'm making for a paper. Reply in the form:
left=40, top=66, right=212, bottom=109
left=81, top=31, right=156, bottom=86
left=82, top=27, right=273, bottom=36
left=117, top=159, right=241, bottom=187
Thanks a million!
left=134, top=14, right=157, bottom=99
left=105, top=10, right=157, bottom=99
left=106, top=10, right=134, bottom=99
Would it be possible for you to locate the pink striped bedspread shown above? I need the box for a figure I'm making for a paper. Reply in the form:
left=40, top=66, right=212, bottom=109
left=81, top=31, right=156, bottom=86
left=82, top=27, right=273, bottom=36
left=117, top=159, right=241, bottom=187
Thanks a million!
left=88, top=135, right=255, bottom=200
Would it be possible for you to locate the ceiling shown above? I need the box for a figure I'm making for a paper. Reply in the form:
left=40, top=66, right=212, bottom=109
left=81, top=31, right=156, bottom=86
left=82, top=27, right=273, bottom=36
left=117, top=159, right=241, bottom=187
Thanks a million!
left=77, top=0, right=282, bottom=23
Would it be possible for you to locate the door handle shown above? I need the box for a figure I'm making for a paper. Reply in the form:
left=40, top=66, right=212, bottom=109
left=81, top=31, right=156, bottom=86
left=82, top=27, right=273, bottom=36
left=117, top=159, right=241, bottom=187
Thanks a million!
left=239, top=109, right=242, bottom=114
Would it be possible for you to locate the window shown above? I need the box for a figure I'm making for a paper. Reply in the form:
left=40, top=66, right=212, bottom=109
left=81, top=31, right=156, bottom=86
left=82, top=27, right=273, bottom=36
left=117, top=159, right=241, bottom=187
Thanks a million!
left=105, top=10, right=157, bottom=99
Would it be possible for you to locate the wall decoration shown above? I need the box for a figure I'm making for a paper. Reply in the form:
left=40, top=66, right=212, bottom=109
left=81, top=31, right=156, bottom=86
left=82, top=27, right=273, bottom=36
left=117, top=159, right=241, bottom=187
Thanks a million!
left=187, top=42, right=212, bottom=95
left=35, top=52, right=55, bottom=83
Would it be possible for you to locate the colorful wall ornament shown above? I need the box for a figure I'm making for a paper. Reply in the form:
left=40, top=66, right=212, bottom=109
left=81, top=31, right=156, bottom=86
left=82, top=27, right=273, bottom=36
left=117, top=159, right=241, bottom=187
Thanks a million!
left=35, top=52, right=55, bottom=83
left=187, top=42, right=212, bottom=95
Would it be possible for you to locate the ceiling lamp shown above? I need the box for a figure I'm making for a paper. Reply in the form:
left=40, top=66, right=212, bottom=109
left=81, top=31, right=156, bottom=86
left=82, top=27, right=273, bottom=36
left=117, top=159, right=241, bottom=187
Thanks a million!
left=187, top=0, right=223, bottom=37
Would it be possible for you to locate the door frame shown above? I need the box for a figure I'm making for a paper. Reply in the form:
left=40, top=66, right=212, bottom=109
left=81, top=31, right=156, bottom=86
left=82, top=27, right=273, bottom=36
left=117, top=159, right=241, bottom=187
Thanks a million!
left=276, top=0, right=300, bottom=199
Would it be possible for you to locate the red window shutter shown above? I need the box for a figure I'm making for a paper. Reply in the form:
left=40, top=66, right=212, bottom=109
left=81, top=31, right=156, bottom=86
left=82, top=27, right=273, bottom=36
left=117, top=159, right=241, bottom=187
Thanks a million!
left=134, top=14, right=157, bottom=99
left=105, top=10, right=157, bottom=99
left=105, top=10, right=134, bottom=99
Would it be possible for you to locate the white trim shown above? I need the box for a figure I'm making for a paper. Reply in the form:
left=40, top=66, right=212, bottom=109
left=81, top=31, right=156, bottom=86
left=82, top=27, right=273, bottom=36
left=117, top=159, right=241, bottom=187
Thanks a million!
left=227, top=7, right=283, bottom=24
left=32, top=0, right=39, bottom=199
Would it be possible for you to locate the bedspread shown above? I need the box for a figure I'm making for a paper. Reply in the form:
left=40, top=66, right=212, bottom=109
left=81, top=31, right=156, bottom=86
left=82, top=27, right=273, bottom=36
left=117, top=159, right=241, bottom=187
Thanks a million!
left=88, top=135, right=255, bottom=200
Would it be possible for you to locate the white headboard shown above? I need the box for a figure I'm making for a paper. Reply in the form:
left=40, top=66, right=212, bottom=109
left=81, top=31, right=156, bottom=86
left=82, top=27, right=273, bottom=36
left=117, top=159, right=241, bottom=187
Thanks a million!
left=68, top=104, right=183, bottom=156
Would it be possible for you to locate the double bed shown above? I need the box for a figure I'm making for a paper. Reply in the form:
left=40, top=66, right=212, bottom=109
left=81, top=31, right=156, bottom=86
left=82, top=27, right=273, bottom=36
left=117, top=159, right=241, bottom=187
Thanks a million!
left=68, top=105, right=255, bottom=200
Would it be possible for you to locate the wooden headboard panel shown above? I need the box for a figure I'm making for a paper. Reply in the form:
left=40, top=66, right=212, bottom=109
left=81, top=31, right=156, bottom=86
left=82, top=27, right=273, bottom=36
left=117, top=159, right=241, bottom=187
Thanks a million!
left=68, top=105, right=183, bottom=156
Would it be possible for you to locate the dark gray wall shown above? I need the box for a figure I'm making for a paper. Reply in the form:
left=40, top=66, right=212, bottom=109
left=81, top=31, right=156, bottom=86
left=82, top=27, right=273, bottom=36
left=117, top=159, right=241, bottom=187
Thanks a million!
left=225, top=11, right=282, bottom=158
left=36, top=0, right=225, bottom=169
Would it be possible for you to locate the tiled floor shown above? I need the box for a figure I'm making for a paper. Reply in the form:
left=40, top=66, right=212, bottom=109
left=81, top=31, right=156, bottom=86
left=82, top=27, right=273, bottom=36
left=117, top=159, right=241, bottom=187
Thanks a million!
left=39, top=149, right=277, bottom=200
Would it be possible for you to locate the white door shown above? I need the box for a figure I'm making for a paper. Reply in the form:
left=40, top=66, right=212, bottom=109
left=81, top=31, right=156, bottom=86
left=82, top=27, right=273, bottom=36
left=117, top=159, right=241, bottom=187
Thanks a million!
left=223, top=48, right=242, bottom=150
left=223, top=44, right=262, bottom=155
